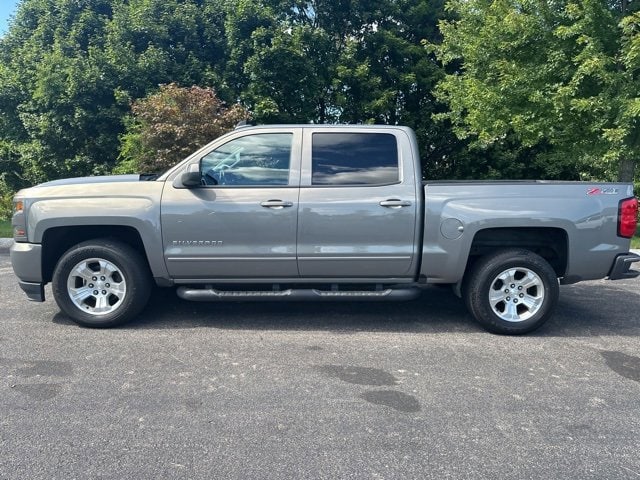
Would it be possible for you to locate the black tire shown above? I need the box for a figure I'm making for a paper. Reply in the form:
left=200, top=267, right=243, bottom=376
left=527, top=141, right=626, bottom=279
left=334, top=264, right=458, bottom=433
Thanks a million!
left=52, top=239, right=152, bottom=328
left=463, top=249, right=559, bottom=335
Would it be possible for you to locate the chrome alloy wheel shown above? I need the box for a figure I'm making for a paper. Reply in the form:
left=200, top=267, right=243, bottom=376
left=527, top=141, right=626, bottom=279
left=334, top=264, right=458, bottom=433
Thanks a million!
left=66, top=258, right=127, bottom=315
left=488, top=267, right=545, bottom=322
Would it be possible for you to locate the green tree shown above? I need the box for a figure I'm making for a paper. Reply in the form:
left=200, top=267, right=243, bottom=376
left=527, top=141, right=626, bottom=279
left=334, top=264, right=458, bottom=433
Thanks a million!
left=0, top=0, right=229, bottom=189
left=104, top=0, right=228, bottom=100
left=0, top=0, right=477, bottom=192
left=117, top=83, right=249, bottom=173
left=224, top=0, right=474, bottom=180
left=433, top=0, right=640, bottom=181
left=0, top=0, right=119, bottom=185
left=224, top=0, right=354, bottom=123
left=332, top=0, right=475, bottom=179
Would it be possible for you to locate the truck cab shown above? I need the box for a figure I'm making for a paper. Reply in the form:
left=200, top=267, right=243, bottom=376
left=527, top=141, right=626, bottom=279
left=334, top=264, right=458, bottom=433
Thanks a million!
left=161, top=125, right=421, bottom=282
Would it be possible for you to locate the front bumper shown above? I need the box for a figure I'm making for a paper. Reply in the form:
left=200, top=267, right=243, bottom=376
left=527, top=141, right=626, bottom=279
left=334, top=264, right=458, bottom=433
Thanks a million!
left=608, top=253, right=640, bottom=280
left=10, top=242, right=45, bottom=302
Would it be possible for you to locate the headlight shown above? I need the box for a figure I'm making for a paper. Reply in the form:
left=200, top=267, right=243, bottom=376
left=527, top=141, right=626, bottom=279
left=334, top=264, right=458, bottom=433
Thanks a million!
left=12, top=198, right=27, bottom=240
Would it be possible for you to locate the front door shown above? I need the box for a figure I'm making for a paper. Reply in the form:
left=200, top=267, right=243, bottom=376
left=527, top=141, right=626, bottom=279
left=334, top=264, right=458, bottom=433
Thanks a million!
left=161, top=129, right=302, bottom=280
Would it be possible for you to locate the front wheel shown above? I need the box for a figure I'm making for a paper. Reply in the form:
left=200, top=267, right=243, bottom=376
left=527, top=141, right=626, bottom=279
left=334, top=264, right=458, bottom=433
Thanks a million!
left=52, top=239, right=152, bottom=328
left=463, top=249, right=560, bottom=335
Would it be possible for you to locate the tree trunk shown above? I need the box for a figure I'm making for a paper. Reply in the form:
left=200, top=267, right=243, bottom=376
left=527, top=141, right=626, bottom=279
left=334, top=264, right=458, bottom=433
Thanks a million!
left=318, top=97, right=326, bottom=124
left=617, top=158, right=635, bottom=182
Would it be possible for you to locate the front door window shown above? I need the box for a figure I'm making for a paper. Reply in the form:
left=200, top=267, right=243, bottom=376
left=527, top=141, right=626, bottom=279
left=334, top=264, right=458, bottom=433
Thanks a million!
left=200, top=133, right=292, bottom=186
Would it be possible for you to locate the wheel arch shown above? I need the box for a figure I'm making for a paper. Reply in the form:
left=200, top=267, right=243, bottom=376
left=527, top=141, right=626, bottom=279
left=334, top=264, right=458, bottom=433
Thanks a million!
left=41, top=225, right=149, bottom=283
left=464, top=227, right=568, bottom=281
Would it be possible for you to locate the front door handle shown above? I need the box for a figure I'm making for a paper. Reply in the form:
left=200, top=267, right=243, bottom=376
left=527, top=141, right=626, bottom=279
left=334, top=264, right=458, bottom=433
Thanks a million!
left=379, top=199, right=412, bottom=208
left=260, top=200, right=294, bottom=209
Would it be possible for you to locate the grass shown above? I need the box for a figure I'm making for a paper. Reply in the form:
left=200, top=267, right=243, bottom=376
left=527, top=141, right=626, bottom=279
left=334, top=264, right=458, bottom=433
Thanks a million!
left=632, top=225, right=640, bottom=250
left=0, top=219, right=11, bottom=238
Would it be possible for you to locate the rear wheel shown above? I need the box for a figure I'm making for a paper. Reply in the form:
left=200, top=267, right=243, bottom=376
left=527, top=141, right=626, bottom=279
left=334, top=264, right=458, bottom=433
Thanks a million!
left=463, top=249, right=559, bottom=335
left=52, top=239, right=151, bottom=328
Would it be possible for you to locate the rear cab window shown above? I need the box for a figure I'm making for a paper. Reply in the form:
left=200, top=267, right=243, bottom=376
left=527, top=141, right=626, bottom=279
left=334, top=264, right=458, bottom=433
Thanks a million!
left=311, top=132, right=399, bottom=186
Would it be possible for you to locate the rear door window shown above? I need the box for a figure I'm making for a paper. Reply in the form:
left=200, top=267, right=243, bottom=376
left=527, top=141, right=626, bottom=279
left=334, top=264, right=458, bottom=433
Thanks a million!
left=311, top=133, right=399, bottom=186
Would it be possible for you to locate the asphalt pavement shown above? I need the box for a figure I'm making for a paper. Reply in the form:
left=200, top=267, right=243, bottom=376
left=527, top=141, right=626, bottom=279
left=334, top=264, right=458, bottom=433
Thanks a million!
left=1, top=253, right=639, bottom=479
left=0, top=238, right=13, bottom=254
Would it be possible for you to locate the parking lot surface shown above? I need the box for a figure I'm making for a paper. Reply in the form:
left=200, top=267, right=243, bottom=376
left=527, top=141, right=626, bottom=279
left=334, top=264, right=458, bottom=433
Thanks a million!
left=1, top=254, right=639, bottom=479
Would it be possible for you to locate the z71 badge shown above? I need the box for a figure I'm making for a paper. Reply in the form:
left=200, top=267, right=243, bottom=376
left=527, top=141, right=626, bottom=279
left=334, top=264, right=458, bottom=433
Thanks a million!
left=587, top=187, right=619, bottom=196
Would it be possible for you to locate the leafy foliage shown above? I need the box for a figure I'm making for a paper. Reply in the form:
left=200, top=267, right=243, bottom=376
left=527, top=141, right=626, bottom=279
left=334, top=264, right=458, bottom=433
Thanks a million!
left=0, top=0, right=230, bottom=192
left=224, top=0, right=484, bottom=178
left=117, top=84, right=249, bottom=173
left=0, top=0, right=466, bottom=193
left=1, top=0, right=638, bottom=221
left=433, top=0, right=640, bottom=181
left=0, top=184, right=13, bottom=220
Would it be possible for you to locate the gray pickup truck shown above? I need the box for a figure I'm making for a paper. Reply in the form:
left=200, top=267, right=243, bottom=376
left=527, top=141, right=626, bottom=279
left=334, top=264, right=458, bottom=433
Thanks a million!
left=10, top=125, right=640, bottom=334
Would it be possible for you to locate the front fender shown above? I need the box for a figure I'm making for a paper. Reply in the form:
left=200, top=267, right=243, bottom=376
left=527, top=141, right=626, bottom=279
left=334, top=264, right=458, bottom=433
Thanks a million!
left=25, top=181, right=167, bottom=279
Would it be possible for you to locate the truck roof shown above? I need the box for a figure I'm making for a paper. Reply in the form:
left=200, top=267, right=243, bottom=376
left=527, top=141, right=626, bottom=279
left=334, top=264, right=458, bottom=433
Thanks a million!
left=234, top=123, right=414, bottom=132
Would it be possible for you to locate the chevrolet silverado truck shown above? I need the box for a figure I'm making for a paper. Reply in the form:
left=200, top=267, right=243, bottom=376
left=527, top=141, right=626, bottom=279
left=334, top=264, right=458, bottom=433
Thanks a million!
left=9, top=125, right=640, bottom=334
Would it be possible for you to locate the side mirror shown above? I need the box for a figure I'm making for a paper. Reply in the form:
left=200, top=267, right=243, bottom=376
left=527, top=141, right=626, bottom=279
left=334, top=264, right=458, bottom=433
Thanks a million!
left=181, top=170, right=202, bottom=187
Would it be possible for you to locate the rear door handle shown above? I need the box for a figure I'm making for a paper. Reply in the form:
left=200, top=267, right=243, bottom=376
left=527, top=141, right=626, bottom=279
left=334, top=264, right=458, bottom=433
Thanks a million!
left=379, top=199, right=412, bottom=208
left=260, top=200, right=294, bottom=209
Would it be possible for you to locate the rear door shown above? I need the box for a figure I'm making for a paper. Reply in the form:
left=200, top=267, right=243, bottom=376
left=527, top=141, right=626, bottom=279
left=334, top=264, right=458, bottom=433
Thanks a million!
left=296, top=127, right=418, bottom=278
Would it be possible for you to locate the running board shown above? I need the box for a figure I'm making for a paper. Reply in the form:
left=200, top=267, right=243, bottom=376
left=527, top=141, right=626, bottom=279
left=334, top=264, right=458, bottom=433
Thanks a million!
left=176, top=286, right=421, bottom=302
